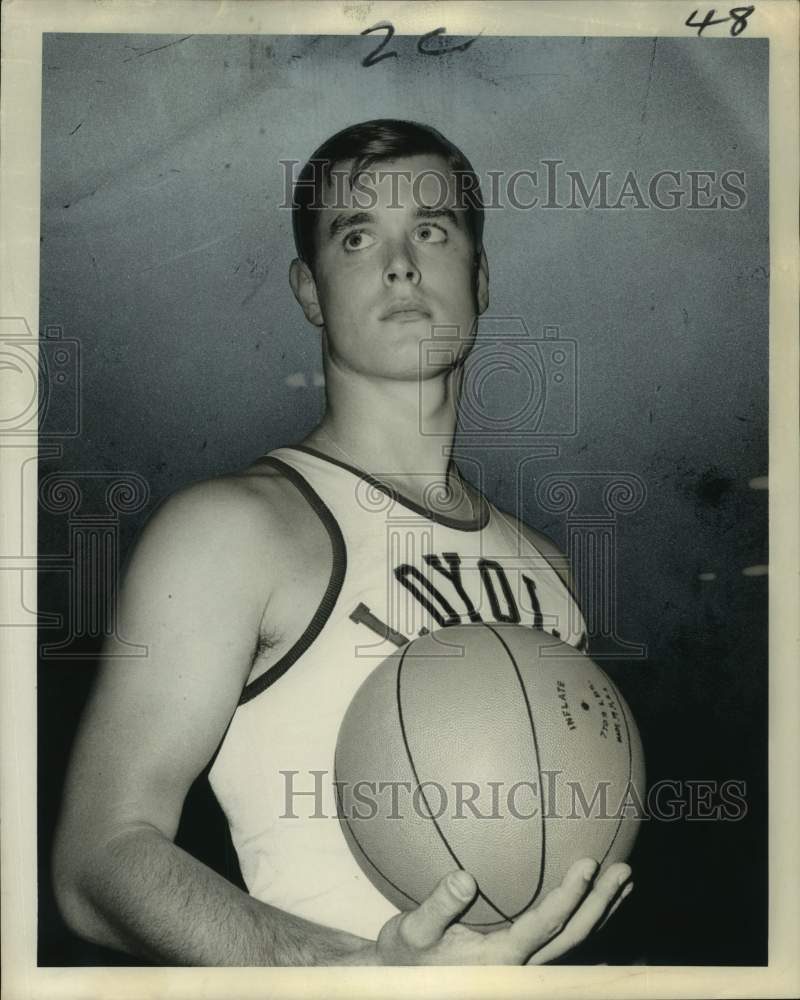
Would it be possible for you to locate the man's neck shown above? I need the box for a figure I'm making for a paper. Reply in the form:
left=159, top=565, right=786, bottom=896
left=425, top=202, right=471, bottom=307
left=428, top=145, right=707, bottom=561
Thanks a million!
left=298, top=362, right=470, bottom=507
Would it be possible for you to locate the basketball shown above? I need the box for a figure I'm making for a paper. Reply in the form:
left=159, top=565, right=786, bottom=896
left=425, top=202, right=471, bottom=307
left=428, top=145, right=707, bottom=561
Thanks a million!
left=334, top=623, right=645, bottom=930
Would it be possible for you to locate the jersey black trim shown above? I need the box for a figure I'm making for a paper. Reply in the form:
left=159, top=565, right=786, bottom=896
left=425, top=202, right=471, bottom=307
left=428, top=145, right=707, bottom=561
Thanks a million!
left=238, top=456, right=347, bottom=705
left=286, top=444, right=490, bottom=532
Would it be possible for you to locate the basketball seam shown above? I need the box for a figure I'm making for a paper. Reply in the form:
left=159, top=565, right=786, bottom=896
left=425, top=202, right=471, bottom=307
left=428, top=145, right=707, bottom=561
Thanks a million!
left=484, top=623, right=547, bottom=920
left=332, top=757, right=423, bottom=909
left=395, top=631, right=515, bottom=926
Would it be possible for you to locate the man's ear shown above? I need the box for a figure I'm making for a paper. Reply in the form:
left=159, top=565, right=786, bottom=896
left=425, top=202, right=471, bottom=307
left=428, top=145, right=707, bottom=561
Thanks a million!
left=476, top=247, right=489, bottom=315
left=289, top=258, right=324, bottom=327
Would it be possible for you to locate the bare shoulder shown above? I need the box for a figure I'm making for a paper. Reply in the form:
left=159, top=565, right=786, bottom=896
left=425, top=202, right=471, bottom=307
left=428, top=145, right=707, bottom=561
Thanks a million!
left=151, top=460, right=298, bottom=525
left=117, top=459, right=329, bottom=646
left=139, top=459, right=318, bottom=564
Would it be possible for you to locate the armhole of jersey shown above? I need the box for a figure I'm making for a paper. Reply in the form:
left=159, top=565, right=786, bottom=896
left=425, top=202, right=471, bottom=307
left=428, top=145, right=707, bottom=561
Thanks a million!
left=237, top=456, right=347, bottom=705
left=494, top=507, right=578, bottom=600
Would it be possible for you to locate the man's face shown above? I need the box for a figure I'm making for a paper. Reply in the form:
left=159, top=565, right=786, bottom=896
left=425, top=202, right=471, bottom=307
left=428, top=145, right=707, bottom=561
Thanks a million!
left=292, top=154, right=488, bottom=380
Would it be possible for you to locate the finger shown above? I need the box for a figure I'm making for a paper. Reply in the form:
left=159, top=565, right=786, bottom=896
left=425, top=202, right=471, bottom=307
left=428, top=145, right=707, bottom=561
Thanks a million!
left=596, top=879, right=634, bottom=933
left=504, top=858, right=597, bottom=960
left=528, top=863, right=632, bottom=965
left=400, top=870, right=477, bottom=950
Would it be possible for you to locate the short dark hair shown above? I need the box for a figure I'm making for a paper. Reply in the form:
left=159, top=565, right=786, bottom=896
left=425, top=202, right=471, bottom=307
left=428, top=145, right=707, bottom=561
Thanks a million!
left=291, top=119, right=484, bottom=274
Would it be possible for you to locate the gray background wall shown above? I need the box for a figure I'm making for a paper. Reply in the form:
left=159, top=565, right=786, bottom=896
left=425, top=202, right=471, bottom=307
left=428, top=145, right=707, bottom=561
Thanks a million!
left=39, top=33, right=768, bottom=966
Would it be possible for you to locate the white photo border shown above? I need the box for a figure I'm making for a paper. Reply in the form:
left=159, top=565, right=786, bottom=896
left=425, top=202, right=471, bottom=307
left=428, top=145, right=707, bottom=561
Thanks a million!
left=1, top=1, right=797, bottom=997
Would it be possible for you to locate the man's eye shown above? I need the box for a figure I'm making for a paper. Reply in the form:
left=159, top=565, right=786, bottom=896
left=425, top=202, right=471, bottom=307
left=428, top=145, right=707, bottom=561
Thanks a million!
left=414, top=224, right=447, bottom=244
left=343, top=230, right=377, bottom=251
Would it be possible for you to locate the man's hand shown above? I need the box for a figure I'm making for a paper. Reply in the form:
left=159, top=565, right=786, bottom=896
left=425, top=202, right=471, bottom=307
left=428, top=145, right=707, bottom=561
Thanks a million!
left=371, top=859, right=633, bottom=965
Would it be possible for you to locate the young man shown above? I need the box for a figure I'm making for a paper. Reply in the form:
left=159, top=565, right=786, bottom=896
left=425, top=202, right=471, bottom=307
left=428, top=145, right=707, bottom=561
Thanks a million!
left=53, top=120, right=633, bottom=966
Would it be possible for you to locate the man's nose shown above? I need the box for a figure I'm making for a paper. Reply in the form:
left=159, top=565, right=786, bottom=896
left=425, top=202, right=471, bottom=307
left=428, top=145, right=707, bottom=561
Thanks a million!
left=382, top=240, right=421, bottom=286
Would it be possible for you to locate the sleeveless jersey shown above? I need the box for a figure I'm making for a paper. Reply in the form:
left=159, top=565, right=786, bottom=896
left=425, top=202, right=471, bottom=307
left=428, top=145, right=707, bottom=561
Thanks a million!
left=208, top=445, right=588, bottom=940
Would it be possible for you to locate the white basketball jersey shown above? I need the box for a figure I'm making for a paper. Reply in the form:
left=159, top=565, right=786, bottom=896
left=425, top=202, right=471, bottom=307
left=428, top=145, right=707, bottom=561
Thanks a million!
left=208, top=445, right=588, bottom=940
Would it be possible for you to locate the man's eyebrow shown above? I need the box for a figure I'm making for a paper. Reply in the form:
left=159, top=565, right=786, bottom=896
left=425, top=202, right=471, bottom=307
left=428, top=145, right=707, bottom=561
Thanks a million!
left=328, top=211, right=374, bottom=239
left=414, top=206, right=460, bottom=226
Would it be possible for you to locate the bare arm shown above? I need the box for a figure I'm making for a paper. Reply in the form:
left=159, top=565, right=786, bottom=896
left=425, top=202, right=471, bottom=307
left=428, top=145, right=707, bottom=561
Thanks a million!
left=52, top=479, right=374, bottom=966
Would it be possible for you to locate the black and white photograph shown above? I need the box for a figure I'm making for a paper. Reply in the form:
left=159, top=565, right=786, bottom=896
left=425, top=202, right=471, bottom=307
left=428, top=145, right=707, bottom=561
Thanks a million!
left=1, top=1, right=798, bottom=998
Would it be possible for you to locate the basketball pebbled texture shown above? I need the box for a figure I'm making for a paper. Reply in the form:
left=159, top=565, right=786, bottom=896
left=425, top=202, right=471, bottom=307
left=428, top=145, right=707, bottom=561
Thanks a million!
left=334, top=623, right=645, bottom=930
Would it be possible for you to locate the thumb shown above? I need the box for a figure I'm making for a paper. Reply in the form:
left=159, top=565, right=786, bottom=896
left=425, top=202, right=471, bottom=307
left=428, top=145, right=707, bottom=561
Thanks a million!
left=400, top=871, right=477, bottom=949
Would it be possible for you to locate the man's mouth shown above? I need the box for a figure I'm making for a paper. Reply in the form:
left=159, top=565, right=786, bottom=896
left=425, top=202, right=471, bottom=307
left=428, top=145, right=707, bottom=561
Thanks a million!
left=380, top=302, right=432, bottom=322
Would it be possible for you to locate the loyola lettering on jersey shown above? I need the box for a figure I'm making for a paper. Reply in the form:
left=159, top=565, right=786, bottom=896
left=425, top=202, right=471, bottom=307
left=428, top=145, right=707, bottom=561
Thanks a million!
left=349, top=550, right=587, bottom=650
